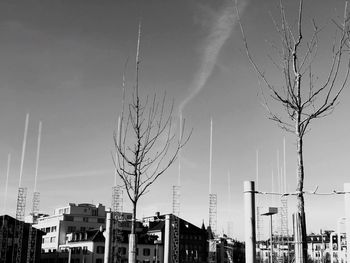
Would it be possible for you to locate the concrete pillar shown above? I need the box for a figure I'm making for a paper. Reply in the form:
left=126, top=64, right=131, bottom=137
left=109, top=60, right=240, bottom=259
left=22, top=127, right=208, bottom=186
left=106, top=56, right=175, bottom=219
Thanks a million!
left=104, top=209, right=112, bottom=263
left=244, top=181, right=256, bottom=263
left=164, top=214, right=171, bottom=263
left=129, top=234, right=136, bottom=263
left=344, top=183, right=350, bottom=263
left=293, top=213, right=303, bottom=263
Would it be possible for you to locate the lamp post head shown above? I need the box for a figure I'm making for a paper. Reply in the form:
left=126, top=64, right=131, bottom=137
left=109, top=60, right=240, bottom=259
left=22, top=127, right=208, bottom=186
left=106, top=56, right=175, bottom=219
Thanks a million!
left=261, top=207, right=278, bottom=216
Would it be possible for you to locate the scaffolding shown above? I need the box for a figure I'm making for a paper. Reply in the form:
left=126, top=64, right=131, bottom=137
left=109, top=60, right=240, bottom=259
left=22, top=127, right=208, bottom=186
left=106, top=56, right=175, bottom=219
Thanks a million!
left=209, top=193, right=217, bottom=235
left=112, top=186, right=123, bottom=213
left=256, top=207, right=263, bottom=241
left=275, top=198, right=289, bottom=263
left=14, top=187, right=27, bottom=263
left=27, top=191, right=40, bottom=263
left=172, top=186, right=180, bottom=216
left=26, top=226, right=37, bottom=263
left=256, top=206, right=264, bottom=263
left=111, top=186, right=123, bottom=263
left=172, top=186, right=180, bottom=263
left=209, top=193, right=217, bottom=263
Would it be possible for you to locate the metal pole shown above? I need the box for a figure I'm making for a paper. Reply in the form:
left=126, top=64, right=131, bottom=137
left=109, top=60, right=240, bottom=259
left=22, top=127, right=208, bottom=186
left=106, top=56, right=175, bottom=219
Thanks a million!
left=244, top=181, right=256, bottom=263
left=104, top=210, right=112, bottom=263
left=270, top=215, right=273, bottom=263
left=164, top=215, right=171, bottom=263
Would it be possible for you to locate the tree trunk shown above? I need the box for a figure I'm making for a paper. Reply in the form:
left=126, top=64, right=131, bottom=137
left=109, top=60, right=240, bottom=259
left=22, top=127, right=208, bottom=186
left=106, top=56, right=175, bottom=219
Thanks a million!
left=296, top=125, right=307, bottom=263
left=128, top=202, right=137, bottom=263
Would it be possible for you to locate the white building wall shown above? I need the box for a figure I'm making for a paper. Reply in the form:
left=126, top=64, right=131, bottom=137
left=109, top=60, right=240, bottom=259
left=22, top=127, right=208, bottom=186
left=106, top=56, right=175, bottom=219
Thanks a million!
left=34, top=203, right=106, bottom=252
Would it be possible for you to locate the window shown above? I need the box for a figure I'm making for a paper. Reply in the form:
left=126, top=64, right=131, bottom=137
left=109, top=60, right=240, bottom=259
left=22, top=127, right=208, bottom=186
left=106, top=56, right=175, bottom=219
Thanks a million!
left=96, top=259, right=103, bottom=263
left=143, top=248, right=151, bottom=256
left=67, top=226, right=76, bottom=233
left=65, top=215, right=74, bottom=221
left=83, top=217, right=89, bottom=222
left=81, top=227, right=86, bottom=232
left=42, top=238, right=45, bottom=244
left=51, top=226, right=57, bottom=232
left=50, top=237, right=56, bottom=243
left=97, top=246, right=104, bottom=254
left=45, top=227, right=51, bottom=233
left=83, top=246, right=88, bottom=255
left=97, top=218, right=105, bottom=224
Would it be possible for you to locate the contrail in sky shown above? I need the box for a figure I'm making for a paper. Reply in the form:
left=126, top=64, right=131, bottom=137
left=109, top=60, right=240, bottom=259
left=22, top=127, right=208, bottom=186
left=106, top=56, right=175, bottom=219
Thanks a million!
left=179, top=0, right=249, bottom=115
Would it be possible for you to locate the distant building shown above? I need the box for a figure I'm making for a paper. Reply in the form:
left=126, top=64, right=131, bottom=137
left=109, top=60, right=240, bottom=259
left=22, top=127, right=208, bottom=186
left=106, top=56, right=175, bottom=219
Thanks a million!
left=307, top=232, right=332, bottom=262
left=34, top=203, right=106, bottom=252
left=35, top=205, right=210, bottom=263
left=216, top=236, right=245, bottom=263
left=41, top=228, right=106, bottom=263
left=329, top=231, right=346, bottom=263
left=0, top=214, right=45, bottom=263
left=142, top=213, right=208, bottom=263
left=256, top=235, right=294, bottom=263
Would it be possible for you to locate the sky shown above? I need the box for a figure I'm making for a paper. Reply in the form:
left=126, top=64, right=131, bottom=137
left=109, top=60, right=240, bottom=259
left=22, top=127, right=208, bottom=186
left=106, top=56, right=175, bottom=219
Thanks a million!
left=1, top=0, right=350, bottom=241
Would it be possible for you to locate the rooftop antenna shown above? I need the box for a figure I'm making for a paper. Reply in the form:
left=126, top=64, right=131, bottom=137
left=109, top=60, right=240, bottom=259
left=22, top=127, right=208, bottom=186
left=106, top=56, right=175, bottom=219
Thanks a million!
left=283, top=138, right=287, bottom=193
left=256, top=149, right=263, bottom=243
left=227, top=170, right=233, bottom=237
left=282, top=137, right=289, bottom=234
left=18, top=113, right=29, bottom=188
left=208, top=118, right=217, bottom=263
left=172, top=113, right=182, bottom=216
left=33, top=121, right=42, bottom=193
left=277, top=149, right=280, bottom=193
left=3, top=154, right=11, bottom=214
left=271, top=167, right=274, bottom=205
left=112, top=115, right=123, bottom=213
left=277, top=138, right=289, bottom=263
left=32, top=121, right=42, bottom=219
left=15, top=113, right=29, bottom=263
left=209, top=118, right=213, bottom=195
left=172, top=114, right=181, bottom=216
left=27, top=121, right=42, bottom=263
left=171, top=114, right=182, bottom=263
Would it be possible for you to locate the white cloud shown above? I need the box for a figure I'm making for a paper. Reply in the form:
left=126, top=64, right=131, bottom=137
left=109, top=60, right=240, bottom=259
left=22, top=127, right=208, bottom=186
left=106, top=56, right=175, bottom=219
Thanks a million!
left=179, top=0, right=249, bottom=115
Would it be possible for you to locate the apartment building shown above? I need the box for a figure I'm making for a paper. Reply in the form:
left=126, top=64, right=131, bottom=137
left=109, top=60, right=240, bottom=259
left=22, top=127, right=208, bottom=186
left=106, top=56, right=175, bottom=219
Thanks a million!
left=34, top=203, right=106, bottom=252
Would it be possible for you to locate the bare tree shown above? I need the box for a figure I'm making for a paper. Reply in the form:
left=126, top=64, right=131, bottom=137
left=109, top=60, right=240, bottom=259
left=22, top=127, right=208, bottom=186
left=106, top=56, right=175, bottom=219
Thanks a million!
left=236, top=1, right=350, bottom=262
left=113, top=25, right=191, bottom=263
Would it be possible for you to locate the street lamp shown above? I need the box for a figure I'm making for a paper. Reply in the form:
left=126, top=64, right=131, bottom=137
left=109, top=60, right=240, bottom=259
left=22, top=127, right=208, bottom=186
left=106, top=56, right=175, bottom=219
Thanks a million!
left=261, top=207, right=278, bottom=263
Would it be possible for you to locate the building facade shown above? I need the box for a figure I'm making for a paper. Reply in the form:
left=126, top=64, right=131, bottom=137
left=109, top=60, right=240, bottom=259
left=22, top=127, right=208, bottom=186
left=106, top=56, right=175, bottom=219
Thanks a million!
left=34, top=203, right=106, bottom=252
left=0, top=214, right=44, bottom=263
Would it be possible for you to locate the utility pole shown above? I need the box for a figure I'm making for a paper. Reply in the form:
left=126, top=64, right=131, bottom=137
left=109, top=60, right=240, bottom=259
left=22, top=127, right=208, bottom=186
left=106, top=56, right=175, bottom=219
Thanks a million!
left=244, top=181, right=256, bottom=263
